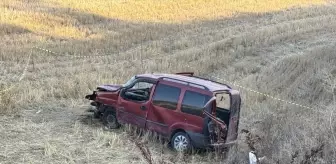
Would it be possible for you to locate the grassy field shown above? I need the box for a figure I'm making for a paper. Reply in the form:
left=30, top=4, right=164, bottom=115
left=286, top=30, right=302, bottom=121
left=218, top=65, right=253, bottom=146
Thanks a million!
left=0, top=0, right=336, bottom=163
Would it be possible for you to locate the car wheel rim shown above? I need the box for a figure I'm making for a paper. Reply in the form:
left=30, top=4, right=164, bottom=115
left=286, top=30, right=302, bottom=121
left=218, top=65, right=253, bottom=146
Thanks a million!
left=173, top=135, right=188, bottom=151
left=106, top=115, right=116, bottom=127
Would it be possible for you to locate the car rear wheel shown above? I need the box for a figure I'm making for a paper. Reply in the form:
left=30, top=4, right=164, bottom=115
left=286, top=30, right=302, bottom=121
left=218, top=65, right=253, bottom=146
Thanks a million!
left=171, top=132, right=192, bottom=152
left=102, top=111, right=120, bottom=129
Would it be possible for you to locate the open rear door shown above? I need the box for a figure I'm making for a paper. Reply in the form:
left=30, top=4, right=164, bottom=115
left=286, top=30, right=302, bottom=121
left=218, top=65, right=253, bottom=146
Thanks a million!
left=225, top=90, right=241, bottom=144
left=203, top=90, right=241, bottom=147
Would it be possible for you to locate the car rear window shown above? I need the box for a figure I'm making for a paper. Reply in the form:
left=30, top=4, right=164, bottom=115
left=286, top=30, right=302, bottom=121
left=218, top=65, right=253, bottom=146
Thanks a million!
left=152, top=83, right=181, bottom=110
left=215, top=92, right=231, bottom=110
left=181, top=90, right=211, bottom=117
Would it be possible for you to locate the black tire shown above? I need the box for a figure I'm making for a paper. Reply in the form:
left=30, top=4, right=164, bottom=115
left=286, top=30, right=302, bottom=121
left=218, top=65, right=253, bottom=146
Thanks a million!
left=93, top=110, right=101, bottom=119
left=102, top=111, right=120, bottom=129
left=171, top=132, right=193, bottom=152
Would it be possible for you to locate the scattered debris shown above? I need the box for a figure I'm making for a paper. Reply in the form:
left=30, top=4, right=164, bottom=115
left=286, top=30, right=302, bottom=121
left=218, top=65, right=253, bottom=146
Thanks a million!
left=241, top=129, right=261, bottom=151
left=249, top=151, right=266, bottom=164
left=242, top=129, right=266, bottom=164
left=301, top=143, right=325, bottom=164
left=290, top=150, right=299, bottom=164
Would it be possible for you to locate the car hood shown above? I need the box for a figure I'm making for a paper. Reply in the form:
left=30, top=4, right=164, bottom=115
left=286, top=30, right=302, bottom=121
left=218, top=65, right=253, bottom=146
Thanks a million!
left=97, top=84, right=122, bottom=91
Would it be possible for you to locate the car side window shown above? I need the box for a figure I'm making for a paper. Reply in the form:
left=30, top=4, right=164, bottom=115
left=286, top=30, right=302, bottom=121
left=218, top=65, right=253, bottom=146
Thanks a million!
left=181, top=91, right=211, bottom=117
left=152, top=83, right=181, bottom=110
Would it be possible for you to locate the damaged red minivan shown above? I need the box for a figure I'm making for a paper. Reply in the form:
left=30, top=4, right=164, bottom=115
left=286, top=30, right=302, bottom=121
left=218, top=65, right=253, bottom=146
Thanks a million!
left=85, top=72, right=241, bottom=152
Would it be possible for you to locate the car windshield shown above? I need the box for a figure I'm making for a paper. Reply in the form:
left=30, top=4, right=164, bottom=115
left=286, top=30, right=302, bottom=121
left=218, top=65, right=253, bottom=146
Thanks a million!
left=122, top=76, right=136, bottom=87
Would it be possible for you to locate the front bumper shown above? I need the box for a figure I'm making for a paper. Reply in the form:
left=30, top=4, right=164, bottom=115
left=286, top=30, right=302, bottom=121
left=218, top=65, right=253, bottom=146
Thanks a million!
left=85, top=91, right=98, bottom=108
left=85, top=91, right=96, bottom=100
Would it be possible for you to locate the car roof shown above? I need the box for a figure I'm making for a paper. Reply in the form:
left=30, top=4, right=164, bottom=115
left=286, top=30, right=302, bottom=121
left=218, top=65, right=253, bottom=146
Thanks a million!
left=136, top=73, right=231, bottom=92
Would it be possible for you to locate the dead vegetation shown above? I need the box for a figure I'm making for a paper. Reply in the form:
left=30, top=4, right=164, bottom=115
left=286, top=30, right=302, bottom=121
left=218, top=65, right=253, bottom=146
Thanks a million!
left=1, top=0, right=336, bottom=163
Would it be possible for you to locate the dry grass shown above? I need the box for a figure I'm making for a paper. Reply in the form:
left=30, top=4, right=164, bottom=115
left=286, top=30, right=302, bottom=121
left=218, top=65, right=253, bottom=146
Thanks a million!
left=0, top=0, right=326, bottom=38
left=1, top=0, right=336, bottom=163
left=45, top=0, right=326, bottom=23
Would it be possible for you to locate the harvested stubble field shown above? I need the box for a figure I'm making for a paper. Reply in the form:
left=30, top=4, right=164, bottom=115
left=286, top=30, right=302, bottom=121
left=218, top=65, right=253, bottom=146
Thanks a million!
left=1, top=0, right=336, bottom=163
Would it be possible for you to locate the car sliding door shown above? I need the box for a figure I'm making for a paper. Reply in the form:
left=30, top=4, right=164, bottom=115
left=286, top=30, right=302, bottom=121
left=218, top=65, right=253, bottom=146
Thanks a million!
left=146, top=81, right=183, bottom=136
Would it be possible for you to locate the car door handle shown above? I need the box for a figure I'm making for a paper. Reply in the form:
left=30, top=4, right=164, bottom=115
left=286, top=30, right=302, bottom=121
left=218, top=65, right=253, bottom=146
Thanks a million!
left=140, top=106, right=146, bottom=110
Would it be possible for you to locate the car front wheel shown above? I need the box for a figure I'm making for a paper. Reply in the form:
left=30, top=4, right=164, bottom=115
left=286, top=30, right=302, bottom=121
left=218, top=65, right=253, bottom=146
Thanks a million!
left=171, top=132, right=192, bottom=152
left=93, top=110, right=101, bottom=119
left=102, top=111, right=120, bottom=129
